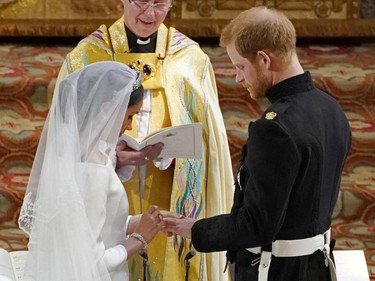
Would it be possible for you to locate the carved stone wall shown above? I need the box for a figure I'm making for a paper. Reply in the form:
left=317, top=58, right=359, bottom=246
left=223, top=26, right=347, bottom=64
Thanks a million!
left=0, top=0, right=374, bottom=37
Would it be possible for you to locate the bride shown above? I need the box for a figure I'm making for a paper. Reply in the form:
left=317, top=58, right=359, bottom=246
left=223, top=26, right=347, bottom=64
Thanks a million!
left=18, top=61, right=165, bottom=281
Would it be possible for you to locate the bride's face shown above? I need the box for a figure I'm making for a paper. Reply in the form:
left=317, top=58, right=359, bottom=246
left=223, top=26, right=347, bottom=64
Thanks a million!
left=120, top=100, right=143, bottom=135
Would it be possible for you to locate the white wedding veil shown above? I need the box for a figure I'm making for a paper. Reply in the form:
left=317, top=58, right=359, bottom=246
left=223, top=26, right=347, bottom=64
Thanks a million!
left=18, top=61, right=140, bottom=281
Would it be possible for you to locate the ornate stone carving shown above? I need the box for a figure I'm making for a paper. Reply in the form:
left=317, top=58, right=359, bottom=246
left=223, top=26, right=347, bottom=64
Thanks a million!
left=71, top=0, right=122, bottom=15
left=0, top=0, right=374, bottom=37
left=360, top=0, right=375, bottom=19
left=0, top=0, right=16, bottom=9
left=186, top=0, right=257, bottom=16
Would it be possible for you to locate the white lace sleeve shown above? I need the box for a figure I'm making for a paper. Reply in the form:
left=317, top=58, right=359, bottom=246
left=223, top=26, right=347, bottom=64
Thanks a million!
left=116, top=165, right=136, bottom=182
left=153, top=157, right=173, bottom=170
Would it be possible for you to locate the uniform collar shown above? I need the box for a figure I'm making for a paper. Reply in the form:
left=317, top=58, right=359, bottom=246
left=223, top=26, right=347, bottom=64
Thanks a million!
left=266, top=71, right=315, bottom=104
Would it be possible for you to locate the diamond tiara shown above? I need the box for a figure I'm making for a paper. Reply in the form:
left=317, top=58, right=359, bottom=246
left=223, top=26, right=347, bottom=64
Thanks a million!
left=132, top=70, right=142, bottom=91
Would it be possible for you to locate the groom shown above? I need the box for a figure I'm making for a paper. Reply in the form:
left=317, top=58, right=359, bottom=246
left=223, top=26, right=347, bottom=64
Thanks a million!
left=162, top=6, right=352, bottom=281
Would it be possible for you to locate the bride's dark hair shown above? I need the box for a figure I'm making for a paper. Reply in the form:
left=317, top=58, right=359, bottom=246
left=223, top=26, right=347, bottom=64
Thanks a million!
left=129, top=84, right=144, bottom=107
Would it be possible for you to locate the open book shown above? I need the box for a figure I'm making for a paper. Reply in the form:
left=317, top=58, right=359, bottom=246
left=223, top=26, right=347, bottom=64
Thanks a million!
left=0, top=248, right=27, bottom=280
left=119, top=123, right=202, bottom=159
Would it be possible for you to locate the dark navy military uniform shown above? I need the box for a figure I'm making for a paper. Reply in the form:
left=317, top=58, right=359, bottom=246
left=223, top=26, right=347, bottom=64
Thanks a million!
left=191, top=72, right=352, bottom=281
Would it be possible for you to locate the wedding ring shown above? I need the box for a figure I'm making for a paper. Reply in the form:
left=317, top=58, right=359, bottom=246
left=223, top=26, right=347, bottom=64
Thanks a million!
left=158, top=214, right=163, bottom=221
left=145, top=156, right=149, bottom=161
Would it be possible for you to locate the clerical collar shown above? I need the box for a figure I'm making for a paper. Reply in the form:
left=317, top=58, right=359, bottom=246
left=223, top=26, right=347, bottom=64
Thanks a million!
left=125, top=25, right=157, bottom=53
left=137, top=38, right=150, bottom=45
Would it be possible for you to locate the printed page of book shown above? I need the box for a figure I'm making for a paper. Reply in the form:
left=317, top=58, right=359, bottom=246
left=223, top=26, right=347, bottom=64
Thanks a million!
left=120, top=134, right=143, bottom=151
left=143, top=123, right=202, bottom=158
left=333, top=250, right=370, bottom=281
left=120, top=123, right=202, bottom=159
left=0, top=248, right=16, bottom=281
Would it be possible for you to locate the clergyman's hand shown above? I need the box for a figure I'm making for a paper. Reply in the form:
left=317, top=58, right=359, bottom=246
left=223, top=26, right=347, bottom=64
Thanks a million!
left=116, top=140, right=163, bottom=167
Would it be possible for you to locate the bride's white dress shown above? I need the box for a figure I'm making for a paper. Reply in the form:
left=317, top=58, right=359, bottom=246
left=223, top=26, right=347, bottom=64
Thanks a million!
left=76, top=161, right=130, bottom=281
